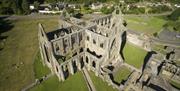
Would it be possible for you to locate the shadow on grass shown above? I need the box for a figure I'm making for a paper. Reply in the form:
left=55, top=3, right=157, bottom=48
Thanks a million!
left=109, top=73, right=120, bottom=86
left=142, top=51, right=157, bottom=72
left=157, top=60, right=165, bottom=75
left=148, top=83, right=166, bottom=91
left=169, top=81, right=180, bottom=90
left=0, top=16, right=14, bottom=51
left=120, top=31, right=127, bottom=60
left=109, top=71, right=132, bottom=86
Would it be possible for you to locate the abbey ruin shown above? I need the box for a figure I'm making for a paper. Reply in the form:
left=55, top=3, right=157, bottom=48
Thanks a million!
left=38, top=7, right=180, bottom=91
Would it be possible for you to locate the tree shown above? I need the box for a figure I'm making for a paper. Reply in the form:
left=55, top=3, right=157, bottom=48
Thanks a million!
left=168, top=8, right=180, bottom=21
left=45, top=0, right=57, bottom=3
left=101, top=6, right=114, bottom=14
left=22, top=0, right=30, bottom=14
left=33, top=1, right=40, bottom=9
left=0, top=0, right=14, bottom=14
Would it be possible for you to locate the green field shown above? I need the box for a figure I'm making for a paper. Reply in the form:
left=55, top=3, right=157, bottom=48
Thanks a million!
left=0, top=16, right=58, bottom=91
left=30, top=72, right=88, bottom=91
left=88, top=71, right=118, bottom=91
left=124, top=16, right=167, bottom=34
left=34, top=52, right=51, bottom=79
left=123, top=43, right=147, bottom=69
left=113, top=66, right=131, bottom=84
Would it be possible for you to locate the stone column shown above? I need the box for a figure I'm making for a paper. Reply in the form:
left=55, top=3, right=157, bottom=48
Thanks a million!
left=77, top=57, right=81, bottom=70
left=69, top=61, right=74, bottom=75
left=68, top=35, right=72, bottom=51
left=87, top=56, right=91, bottom=71
left=103, top=19, right=106, bottom=26
left=59, top=66, right=65, bottom=81
left=76, top=33, right=79, bottom=45
left=95, top=61, right=99, bottom=76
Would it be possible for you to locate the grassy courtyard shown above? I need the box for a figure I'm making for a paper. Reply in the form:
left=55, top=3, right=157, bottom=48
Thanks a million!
left=124, top=16, right=167, bottom=34
left=0, top=16, right=58, bottom=91
left=113, top=66, right=131, bottom=84
left=88, top=71, right=118, bottom=91
left=123, top=43, right=147, bottom=69
left=30, top=71, right=88, bottom=91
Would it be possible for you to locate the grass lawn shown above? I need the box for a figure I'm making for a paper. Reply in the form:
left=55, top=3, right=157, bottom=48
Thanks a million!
left=152, top=44, right=167, bottom=55
left=169, top=80, right=180, bottom=90
left=175, top=61, right=180, bottom=66
left=124, top=16, right=167, bottom=34
left=0, top=16, right=58, bottom=91
left=113, top=66, right=131, bottom=84
left=88, top=71, right=118, bottom=91
left=30, top=71, right=88, bottom=91
left=123, top=43, right=147, bottom=69
left=34, top=52, right=50, bottom=79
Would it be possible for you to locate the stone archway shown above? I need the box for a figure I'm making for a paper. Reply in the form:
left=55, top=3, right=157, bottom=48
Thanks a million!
left=72, top=60, right=77, bottom=73
left=63, top=65, right=69, bottom=79
left=80, top=56, right=84, bottom=69
left=86, top=56, right=89, bottom=64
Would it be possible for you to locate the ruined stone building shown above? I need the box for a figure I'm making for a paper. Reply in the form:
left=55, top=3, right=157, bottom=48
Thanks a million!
left=38, top=7, right=180, bottom=91
left=38, top=7, right=125, bottom=83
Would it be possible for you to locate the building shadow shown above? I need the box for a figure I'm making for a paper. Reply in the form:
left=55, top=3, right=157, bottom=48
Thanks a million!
left=157, top=61, right=165, bottom=75
left=109, top=73, right=120, bottom=86
left=119, top=31, right=127, bottom=60
left=148, top=83, right=166, bottom=91
left=109, top=71, right=132, bottom=86
left=47, top=28, right=70, bottom=40
left=142, top=51, right=157, bottom=72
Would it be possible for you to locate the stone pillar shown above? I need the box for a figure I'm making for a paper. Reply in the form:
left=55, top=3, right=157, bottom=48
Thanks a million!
left=76, top=33, right=79, bottom=45
left=87, top=62, right=91, bottom=71
left=68, top=35, right=72, bottom=51
left=95, top=61, right=99, bottom=76
left=59, top=66, right=65, bottom=81
left=101, top=20, right=103, bottom=26
left=78, top=61, right=81, bottom=70
left=69, top=61, right=74, bottom=75
left=103, top=19, right=106, bottom=26
left=77, top=57, right=81, bottom=70
left=59, top=39, right=63, bottom=55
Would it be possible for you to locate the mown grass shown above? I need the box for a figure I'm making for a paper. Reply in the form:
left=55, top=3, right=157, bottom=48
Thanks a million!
left=0, top=16, right=58, bottom=91
left=30, top=71, right=88, bottom=91
left=124, top=16, right=167, bottom=34
left=88, top=71, right=118, bottom=91
left=33, top=52, right=50, bottom=79
left=113, top=66, right=131, bottom=84
left=123, top=43, right=147, bottom=69
left=169, top=80, right=180, bottom=90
